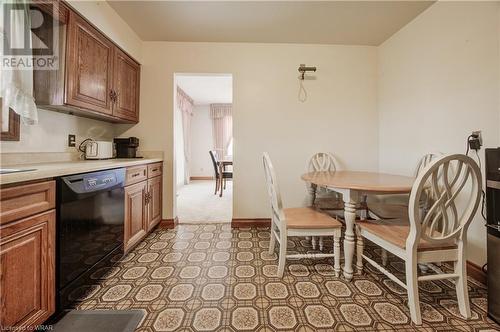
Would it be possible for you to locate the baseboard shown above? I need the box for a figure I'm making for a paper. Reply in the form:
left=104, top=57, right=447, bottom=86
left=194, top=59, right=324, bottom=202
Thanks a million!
left=190, top=176, right=214, bottom=180
left=467, top=260, right=486, bottom=285
left=158, top=217, right=178, bottom=229
left=231, top=218, right=271, bottom=228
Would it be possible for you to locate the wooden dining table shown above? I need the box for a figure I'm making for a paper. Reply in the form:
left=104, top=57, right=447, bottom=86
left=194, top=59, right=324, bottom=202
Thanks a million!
left=301, top=170, right=414, bottom=281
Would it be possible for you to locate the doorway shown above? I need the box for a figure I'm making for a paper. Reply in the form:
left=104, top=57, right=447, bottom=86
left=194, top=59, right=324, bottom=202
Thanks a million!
left=173, top=74, right=233, bottom=223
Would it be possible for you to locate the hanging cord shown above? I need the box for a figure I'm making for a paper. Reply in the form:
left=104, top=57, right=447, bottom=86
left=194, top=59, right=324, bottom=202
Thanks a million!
left=474, top=149, right=488, bottom=221
left=298, top=78, right=307, bottom=102
left=465, top=136, right=487, bottom=221
left=465, top=134, right=473, bottom=156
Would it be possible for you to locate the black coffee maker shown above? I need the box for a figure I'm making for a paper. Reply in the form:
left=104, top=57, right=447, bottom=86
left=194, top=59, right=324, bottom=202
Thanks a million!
left=114, top=137, right=140, bottom=158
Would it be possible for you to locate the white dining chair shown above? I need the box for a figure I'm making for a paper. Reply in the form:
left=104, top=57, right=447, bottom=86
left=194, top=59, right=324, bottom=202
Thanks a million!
left=355, top=154, right=482, bottom=324
left=307, top=152, right=368, bottom=251
left=368, top=152, right=443, bottom=220
left=263, top=153, right=343, bottom=278
left=306, top=152, right=343, bottom=250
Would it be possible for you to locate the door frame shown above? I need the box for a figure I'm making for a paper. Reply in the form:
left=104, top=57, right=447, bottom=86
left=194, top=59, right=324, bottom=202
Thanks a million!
left=172, top=73, right=234, bottom=221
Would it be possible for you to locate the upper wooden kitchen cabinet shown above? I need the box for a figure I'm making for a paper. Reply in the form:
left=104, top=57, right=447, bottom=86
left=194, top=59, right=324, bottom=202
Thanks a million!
left=113, top=48, right=141, bottom=122
left=65, top=10, right=114, bottom=115
left=33, top=1, right=141, bottom=124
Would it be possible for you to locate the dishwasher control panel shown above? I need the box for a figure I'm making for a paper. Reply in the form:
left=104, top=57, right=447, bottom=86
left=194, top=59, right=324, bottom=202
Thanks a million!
left=83, top=173, right=117, bottom=190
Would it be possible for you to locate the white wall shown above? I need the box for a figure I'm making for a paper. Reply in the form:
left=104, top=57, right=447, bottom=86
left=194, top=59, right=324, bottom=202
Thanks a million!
left=190, top=105, right=214, bottom=178
left=0, top=109, right=115, bottom=153
left=174, top=101, right=185, bottom=188
left=378, top=1, right=500, bottom=265
left=116, top=42, right=379, bottom=219
left=67, top=0, right=143, bottom=62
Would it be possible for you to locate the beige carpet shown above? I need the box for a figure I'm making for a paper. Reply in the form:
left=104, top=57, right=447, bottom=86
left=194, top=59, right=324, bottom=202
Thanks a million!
left=176, top=180, right=232, bottom=223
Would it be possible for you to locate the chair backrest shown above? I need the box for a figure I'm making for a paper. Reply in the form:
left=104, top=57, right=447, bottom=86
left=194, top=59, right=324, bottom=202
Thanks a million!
left=308, top=152, right=337, bottom=172
left=262, top=153, right=285, bottom=228
left=209, top=150, right=219, bottom=177
left=414, top=152, right=442, bottom=177
left=407, top=154, right=482, bottom=250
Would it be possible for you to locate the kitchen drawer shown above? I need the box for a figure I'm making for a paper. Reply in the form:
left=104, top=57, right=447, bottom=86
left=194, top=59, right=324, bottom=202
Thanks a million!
left=125, top=165, right=147, bottom=186
left=0, top=181, right=55, bottom=225
left=148, top=162, right=163, bottom=178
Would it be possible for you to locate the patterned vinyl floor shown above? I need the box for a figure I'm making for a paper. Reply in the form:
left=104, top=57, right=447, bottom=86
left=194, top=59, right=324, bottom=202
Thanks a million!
left=75, top=224, right=500, bottom=331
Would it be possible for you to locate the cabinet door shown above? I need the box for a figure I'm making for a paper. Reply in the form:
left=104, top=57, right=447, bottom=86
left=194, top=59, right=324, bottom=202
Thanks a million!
left=113, top=48, right=140, bottom=122
left=0, top=210, right=55, bottom=330
left=65, top=11, right=114, bottom=115
left=147, top=176, right=162, bottom=231
left=124, top=181, right=147, bottom=252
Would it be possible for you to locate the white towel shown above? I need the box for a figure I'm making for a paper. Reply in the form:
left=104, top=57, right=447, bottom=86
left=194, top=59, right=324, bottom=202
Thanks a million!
left=0, top=0, right=38, bottom=125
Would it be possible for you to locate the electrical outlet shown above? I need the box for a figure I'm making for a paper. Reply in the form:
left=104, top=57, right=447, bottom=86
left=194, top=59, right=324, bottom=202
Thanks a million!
left=469, top=130, right=482, bottom=151
left=472, top=130, right=482, bottom=145
left=68, top=134, right=76, bottom=147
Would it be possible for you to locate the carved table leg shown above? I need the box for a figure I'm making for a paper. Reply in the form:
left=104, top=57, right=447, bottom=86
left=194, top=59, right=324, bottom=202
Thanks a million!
left=308, top=183, right=317, bottom=206
left=306, top=184, right=318, bottom=243
left=343, top=190, right=358, bottom=281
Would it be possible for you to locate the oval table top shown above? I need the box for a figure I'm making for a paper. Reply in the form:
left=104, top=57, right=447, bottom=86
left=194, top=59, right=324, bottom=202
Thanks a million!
left=301, top=170, right=414, bottom=193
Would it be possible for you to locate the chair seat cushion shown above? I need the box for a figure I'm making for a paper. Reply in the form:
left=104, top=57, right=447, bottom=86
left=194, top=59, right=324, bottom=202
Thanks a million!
left=368, top=202, right=408, bottom=219
left=357, top=219, right=456, bottom=252
left=284, top=207, right=342, bottom=229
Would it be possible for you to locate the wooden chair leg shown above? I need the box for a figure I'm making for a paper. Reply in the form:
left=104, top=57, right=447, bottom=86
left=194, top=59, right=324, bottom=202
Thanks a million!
left=319, top=237, right=324, bottom=251
left=219, top=177, right=224, bottom=197
left=224, top=178, right=226, bottom=189
left=214, top=176, right=219, bottom=195
left=312, top=236, right=317, bottom=250
left=268, top=225, right=276, bottom=255
left=333, top=232, right=341, bottom=277
left=381, top=249, right=388, bottom=266
left=405, top=258, right=422, bottom=325
left=356, top=226, right=364, bottom=275
left=277, top=234, right=287, bottom=278
left=455, top=253, right=471, bottom=318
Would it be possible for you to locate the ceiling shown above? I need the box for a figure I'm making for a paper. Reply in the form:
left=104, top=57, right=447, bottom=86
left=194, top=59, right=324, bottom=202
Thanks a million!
left=176, top=75, right=233, bottom=105
left=107, top=1, right=434, bottom=46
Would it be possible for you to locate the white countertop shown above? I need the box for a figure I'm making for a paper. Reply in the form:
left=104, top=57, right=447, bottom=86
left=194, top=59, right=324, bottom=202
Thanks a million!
left=0, top=158, right=163, bottom=185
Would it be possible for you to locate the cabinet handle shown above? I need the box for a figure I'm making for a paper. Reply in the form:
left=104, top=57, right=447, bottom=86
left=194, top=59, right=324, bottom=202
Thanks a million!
left=109, top=89, right=115, bottom=102
left=131, top=172, right=140, bottom=178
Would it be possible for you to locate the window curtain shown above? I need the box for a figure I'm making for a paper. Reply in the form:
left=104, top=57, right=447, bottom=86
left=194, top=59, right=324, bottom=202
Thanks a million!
left=177, top=87, right=194, bottom=184
left=210, top=103, right=232, bottom=159
left=0, top=0, right=38, bottom=127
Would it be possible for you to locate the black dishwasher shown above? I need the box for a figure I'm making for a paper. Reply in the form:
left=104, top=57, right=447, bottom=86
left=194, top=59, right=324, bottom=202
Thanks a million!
left=486, top=148, right=500, bottom=323
left=56, top=168, right=126, bottom=310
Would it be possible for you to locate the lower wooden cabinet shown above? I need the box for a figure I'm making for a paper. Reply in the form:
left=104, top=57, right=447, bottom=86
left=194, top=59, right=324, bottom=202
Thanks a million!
left=124, top=181, right=148, bottom=252
left=147, top=176, right=162, bottom=231
left=124, top=163, right=163, bottom=252
left=0, top=210, right=55, bottom=329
